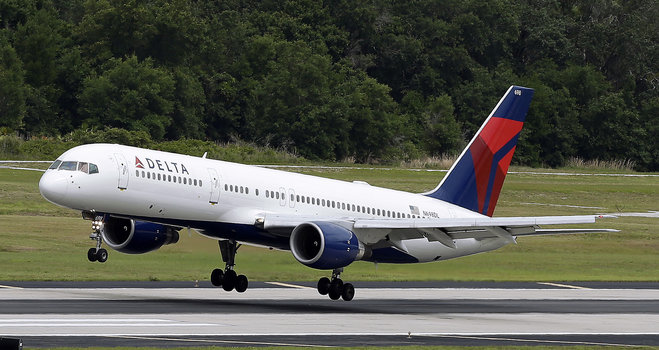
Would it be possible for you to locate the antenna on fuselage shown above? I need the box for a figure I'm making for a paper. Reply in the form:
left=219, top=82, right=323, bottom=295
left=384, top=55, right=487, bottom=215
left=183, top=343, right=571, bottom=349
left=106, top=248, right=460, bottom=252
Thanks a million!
left=202, top=152, right=207, bottom=159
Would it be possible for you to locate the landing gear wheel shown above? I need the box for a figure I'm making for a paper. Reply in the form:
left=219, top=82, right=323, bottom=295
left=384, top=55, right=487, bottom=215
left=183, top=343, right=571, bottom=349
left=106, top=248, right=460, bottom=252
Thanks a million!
left=341, top=283, right=355, bottom=301
left=235, top=275, right=248, bottom=293
left=328, top=279, right=343, bottom=300
left=87, top=215, right=106, bottom=263
left=222, top=269, right=237, bottom=291
left=96, top=248, right=108, bottom=263
left=317, top=277, right=331, bottom=295
left=328, top=284, right=342, bottom=300
left=211, top=269, right=224, bottom=286
left=87, top=248, right=97, bottom=262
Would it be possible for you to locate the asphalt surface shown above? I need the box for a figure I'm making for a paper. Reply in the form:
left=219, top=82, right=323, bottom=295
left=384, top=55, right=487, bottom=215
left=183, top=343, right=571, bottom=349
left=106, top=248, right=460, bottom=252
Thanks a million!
left=0, top=281, right=657, bottom=348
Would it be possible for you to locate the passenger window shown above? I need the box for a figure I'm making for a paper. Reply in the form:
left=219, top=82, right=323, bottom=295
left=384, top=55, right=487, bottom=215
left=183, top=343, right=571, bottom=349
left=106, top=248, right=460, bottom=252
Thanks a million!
left=135, top=170, right=139, bottom=177
left=255, top=189, right=259, bottom=196
left=266, top=190, right=269, bottom=198
left=49, top=160, right=62, bottom=170
left=246, top=188, right=249, bottom=194
left=194, top=179, right=197, bottom=186
left=199, top=180, right=202, bottom=187
left=59, top=161, right=77, bottom=171
left=276, top=192, right=280, bottom=200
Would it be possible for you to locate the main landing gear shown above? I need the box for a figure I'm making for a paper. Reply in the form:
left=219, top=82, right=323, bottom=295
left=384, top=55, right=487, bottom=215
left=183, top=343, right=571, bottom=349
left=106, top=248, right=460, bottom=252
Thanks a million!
left=317, top=268, right=354, bottom=301
left=87, top=216, right=108, bottom=263
left=210, top=240, right=249, bottom=293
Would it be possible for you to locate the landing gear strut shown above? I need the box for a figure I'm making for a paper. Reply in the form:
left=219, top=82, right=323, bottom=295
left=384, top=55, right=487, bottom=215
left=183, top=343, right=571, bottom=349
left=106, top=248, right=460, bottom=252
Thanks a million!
left=210, top=240, right=249, bottom=293
left=317, top=268, right=354, bottom=301
left=87, top=215, right=108, bottom=263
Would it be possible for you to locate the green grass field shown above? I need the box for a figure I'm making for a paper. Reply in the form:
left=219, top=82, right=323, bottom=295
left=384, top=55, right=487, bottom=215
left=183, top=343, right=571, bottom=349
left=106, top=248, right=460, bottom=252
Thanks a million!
left=0, top=166, right=657, bottom=282
left=41, top=346, right=655, bottom=350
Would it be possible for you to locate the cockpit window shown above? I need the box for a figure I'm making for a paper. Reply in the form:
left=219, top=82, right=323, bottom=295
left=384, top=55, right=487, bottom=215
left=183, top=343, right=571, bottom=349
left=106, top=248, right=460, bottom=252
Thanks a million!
left=49, top=160, right=62, bottom=170
left=78, top=162, right=89, bottom=173
left=59, top=161, right=77, bottom=171
left=56, top=160, right=98, bottom=173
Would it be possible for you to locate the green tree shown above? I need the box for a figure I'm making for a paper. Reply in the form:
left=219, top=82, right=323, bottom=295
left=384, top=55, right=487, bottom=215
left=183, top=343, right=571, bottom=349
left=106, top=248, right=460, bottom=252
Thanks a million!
left=0, top=37, right=26, bottom=130
left=78, top=55, right=175, bottom=140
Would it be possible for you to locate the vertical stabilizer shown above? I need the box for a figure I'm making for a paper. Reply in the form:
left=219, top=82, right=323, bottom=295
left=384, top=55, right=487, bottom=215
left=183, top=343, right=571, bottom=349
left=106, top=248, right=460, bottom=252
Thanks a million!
left=424, top=85, right=534, bottom=216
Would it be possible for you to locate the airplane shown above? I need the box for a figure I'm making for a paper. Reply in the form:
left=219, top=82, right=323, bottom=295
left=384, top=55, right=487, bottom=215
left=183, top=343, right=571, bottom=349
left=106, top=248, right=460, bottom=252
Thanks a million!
left=38, top=85, right=616, bottom=301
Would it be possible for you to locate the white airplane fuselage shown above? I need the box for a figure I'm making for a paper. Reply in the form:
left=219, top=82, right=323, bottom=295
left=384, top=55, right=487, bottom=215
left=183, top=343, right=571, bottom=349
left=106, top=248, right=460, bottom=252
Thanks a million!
left=39, top=143, right=502, bottom=264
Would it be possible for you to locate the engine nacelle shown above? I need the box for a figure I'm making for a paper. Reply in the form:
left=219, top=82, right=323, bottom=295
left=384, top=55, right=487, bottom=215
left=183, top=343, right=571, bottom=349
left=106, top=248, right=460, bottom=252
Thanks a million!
left=101, top=216, right=179, bottom=254
left=289, top=221, right=366, bottom=270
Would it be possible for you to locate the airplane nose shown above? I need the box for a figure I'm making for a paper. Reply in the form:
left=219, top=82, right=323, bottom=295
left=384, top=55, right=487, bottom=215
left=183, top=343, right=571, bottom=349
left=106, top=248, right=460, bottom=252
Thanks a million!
left=39, top=171, right=68, bottom=205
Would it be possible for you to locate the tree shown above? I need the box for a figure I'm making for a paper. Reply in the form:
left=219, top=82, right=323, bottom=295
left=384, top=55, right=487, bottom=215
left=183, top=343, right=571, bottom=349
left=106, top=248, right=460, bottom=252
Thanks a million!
left=0, top=36, right=26, bottom=130
left=78, top=55, right=175, bottom=140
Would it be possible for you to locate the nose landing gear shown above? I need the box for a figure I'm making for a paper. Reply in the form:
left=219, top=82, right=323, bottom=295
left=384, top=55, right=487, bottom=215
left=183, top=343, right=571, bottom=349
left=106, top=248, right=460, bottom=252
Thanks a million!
left=210, top=240, right=249, bottom=293
left=317, top=268, right=354, bottom=301
left=87, top=215, right=108, bottom=263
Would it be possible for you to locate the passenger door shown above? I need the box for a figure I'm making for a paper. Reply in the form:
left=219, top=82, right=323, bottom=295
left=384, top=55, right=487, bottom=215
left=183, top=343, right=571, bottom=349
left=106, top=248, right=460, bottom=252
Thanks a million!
left=207, top=168, right=221, bottom=204
left=113, top=153, right=129, bottom=189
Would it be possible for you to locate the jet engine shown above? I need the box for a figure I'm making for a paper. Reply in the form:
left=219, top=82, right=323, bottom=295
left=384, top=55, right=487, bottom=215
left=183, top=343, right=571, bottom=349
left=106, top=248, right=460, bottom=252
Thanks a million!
left=101, top=216, right=179, bottom=254
left=289, top=222, right=367, bottom=270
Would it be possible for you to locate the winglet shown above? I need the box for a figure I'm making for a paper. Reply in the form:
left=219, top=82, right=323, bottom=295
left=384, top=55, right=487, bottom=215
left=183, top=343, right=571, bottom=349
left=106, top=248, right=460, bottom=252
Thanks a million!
left=424, top=86, right=534, bottom=216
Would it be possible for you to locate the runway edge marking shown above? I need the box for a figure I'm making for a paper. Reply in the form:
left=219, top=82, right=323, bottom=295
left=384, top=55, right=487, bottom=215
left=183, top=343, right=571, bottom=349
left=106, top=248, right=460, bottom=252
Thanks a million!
left=537, top=282, right=591, bottom=290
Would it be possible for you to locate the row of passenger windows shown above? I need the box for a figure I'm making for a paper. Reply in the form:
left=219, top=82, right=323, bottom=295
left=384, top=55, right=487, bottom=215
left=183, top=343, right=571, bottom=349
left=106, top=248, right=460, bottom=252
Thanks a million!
left=224, top=183, right=417, bottom=219
left=135, top=170, right=202, bottom=187
left=224, top=184, right=253, bottom=195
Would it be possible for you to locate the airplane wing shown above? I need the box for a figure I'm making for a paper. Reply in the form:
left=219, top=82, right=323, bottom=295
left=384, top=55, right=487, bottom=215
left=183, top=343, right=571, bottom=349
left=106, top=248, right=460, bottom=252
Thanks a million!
left=262, top=214, right=618, bottom=249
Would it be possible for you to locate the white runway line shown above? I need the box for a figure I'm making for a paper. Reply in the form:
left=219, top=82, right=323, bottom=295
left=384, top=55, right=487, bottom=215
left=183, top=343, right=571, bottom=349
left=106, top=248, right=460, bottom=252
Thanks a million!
left=265, top=281, right=315, bottom=289
left=106, top=335, right=332, bottom=347
left=426, top=334, right=645, bottom=348
left=537, top=282, right=591, bottom=290
left=0, top=285, right=23, bottom=290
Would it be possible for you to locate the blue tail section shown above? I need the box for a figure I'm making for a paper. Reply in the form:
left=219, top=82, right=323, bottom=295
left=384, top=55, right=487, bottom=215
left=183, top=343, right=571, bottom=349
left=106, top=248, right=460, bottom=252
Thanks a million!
left=424, top=86, right=534, bottom=216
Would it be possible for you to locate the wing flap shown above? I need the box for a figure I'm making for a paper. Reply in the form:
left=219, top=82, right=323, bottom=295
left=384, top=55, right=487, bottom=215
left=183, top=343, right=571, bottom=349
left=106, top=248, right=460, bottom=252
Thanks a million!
left=353, top=215, right=611, bottom=229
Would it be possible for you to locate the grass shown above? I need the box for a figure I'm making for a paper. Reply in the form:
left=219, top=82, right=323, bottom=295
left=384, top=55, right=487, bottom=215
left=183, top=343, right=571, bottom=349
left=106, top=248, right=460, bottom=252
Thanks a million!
left=0, top=166, right=657, bottom=282
left=40, top=347, right=655, bottom=350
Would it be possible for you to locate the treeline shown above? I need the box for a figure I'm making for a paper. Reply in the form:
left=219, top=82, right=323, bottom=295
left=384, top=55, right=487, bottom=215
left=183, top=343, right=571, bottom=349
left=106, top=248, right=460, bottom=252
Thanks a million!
left=0, top=0, right=656, bottom=170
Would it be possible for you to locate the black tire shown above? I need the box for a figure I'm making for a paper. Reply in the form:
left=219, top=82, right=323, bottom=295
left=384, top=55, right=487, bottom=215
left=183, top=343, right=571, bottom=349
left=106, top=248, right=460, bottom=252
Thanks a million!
left=341, top=283, right=355, bottom=301
left=222, top=270, right=237, bottom=291
left=317, top=277, right=331, bottom=295
left=87, top=248, right=97, bottom=262
left=210, top=269, right=224, bottom=286
left=235, top=275, right=248, bottom=293
left=97, top=248, right=108, bottom=263
left=328, top=279, right=343, bottom=300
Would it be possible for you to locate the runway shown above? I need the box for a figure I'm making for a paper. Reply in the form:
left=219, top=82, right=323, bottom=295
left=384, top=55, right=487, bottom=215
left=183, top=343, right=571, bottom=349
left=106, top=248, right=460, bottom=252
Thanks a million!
left=1, top=281, right=657, bottom=348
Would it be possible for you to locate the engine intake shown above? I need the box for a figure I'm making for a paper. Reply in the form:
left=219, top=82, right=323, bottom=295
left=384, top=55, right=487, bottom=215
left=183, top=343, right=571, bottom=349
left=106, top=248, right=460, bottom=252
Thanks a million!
left=101, top=216, right=179, bottom=254
left=290, top=221, right=366, bottom=270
